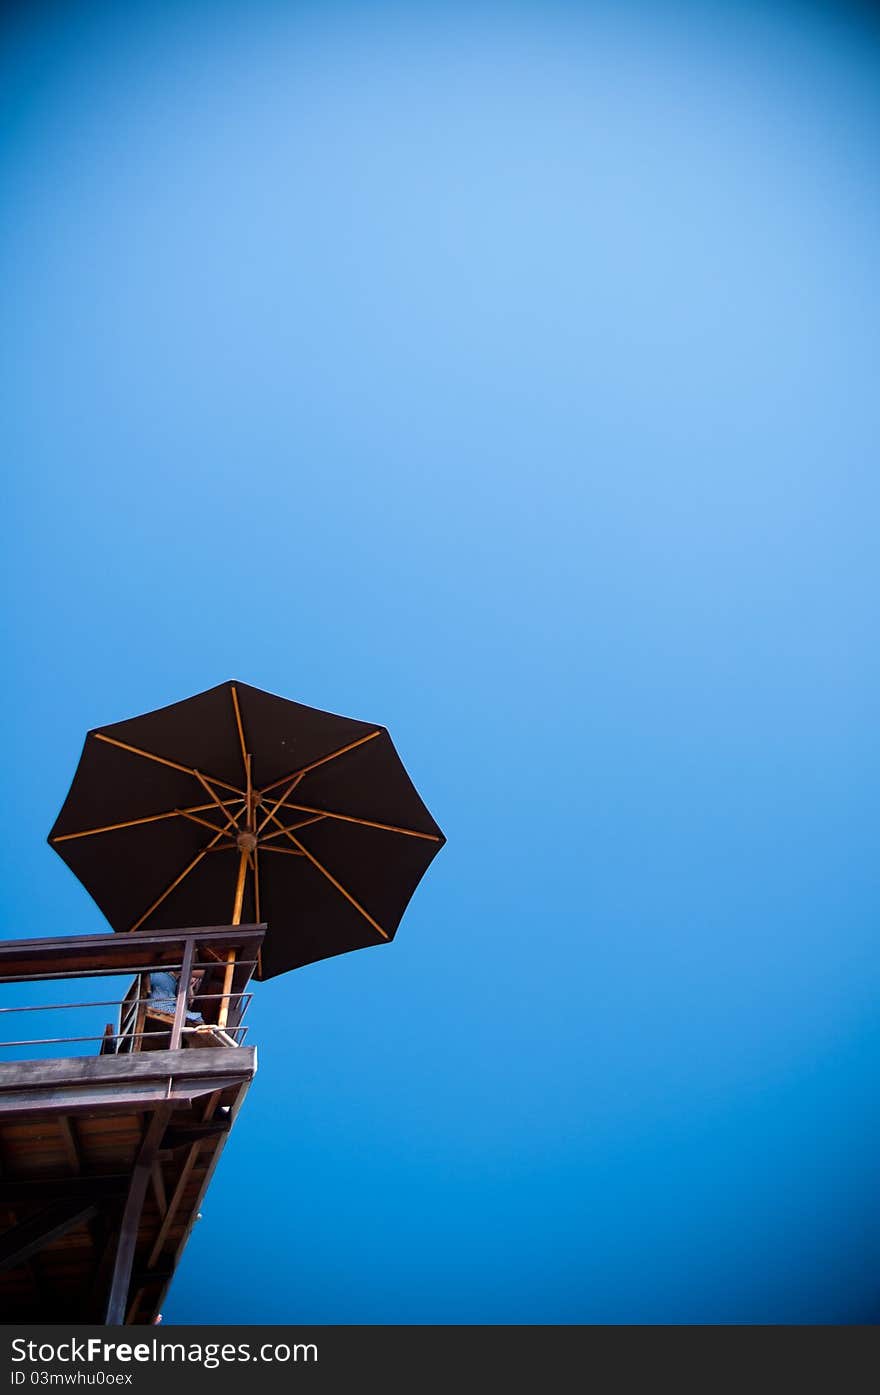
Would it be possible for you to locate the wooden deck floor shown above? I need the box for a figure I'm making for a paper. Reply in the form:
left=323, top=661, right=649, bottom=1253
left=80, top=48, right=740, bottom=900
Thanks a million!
left=0, top=1045, right=256, bottom=1323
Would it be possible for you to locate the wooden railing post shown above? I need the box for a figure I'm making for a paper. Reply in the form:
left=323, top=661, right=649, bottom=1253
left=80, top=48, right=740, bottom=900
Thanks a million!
left=217, top=950, right=236, bottom=1030
left=169, top=938, right=195, bottom=1050
left=132, top=974, right=148, bottom=1054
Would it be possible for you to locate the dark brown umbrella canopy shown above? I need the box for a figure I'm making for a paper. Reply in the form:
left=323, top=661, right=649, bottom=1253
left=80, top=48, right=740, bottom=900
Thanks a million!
left=48, top=681, right=445, bottom=979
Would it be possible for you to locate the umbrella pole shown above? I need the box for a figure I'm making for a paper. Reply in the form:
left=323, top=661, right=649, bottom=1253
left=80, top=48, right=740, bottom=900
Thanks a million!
left=231, top=850, right=248, bottom=926
left=217, top=951, right=236, bottom=1029
left=219, top=851, right=248, bottom=1028
left=224, top=761, right=256, bottom=1014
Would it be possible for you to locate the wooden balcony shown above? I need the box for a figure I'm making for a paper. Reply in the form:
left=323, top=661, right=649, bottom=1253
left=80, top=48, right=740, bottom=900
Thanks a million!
left=0, top=924, right=264, bottom=1323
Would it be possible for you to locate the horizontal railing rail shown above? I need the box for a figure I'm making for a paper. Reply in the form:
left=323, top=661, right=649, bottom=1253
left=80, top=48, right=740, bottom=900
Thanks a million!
left=0, top=993, right=253, bottom=1047
left=0, top=925, right=264, bottom=1059
left=0, top=991, right=255, bottom=1016
left=0, top=957, right=260, bottom=985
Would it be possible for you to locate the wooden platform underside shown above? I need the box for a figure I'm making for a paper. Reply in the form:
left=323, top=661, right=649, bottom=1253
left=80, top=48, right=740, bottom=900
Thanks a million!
left=0, top=1047, right=255, bottom=1323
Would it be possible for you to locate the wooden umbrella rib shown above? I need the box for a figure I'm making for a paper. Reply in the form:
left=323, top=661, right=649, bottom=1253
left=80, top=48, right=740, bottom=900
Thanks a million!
left=256, top=772, right=306, bottom=835
left=193, top=769, right=241, bottom=823
left=257, top=844, right=304, bottom=856
left=175, top=809, right=228, bottom=835
left=288, top=833, right=389, bottom=941
left=263, top=811, right=388, bottom=940
left=258, top=729, right=382, bottom=796
left=128, top=803, right=240, bottom=932
left=50, top=800, right=240, bottom=843
left=230, top=685, right=248, bottom=782
left=93, top=733, right=244, bottom=796
left=128, top=829, right=227, bottom=933
left=268, top=801, right=441, bottom=841
left=259, top=814, right=327, bottom=840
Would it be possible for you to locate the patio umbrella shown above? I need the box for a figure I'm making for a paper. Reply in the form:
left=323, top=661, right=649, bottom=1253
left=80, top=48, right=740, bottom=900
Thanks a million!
left=47, top=681, right=445, bottom=979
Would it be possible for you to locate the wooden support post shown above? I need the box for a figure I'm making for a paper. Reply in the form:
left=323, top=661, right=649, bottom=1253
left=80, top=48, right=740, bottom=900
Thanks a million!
left=150, top=1161, right=167, bottom=1220
left=104, top=1105, right=172, bottom=1325
left=82, top=1211, right=121, bottom=1322
left=126, top=1287, right=145, bottom=1326
left=146, top=1149, right=198, bottom=1270
left=146, top=1091, right=219, bottom=1271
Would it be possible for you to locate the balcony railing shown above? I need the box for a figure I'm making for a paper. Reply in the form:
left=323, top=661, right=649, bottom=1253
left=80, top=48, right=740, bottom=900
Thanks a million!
left=0, top=924, right=266, bottom=1060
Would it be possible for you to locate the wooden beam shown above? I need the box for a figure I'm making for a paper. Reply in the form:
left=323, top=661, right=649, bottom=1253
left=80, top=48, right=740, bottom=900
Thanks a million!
left=125, top=1287, right=145, bottom=1326
left=132, top=1264, right=173, bottom=1287
left=0, top=1045, right=256, bottom=1092
left=161, top=1114, right=231, bottom=1138
left=150, top=1161, right=167, bottom=1220
left=58, top=1117, right=81, bottom=1174
left=125, top=1262, right=177, bottom=1324
left=0, top=1175, right=129, bottom=1205
left=145, top=1144, right=201, bottom=1273
left=2, top=1182, right=48, bottom=1306
left=0, top=1137, right=52, bottom=1304
left=146, top=1090, right=220, bottom=1272
left=0, top=1077, right=250, bottom=1123
left=81, top=1210, right=120, bottom=1323
left=161, top=1119, right=230, bottom=1150
left=105, top=1106, right=173, bottom=1325
left=0, top=1199, right=99, bottom=1272
left=137, top=1078, right=252, bottom=1325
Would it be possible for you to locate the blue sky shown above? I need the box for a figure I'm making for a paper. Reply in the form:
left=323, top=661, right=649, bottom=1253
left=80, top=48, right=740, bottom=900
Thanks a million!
left=2, top=0, right=880, bottom=1322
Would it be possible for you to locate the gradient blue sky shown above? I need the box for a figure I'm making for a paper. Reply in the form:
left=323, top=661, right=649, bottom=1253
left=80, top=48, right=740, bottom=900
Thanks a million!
left=2, top=0, right=880, bottom=1323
